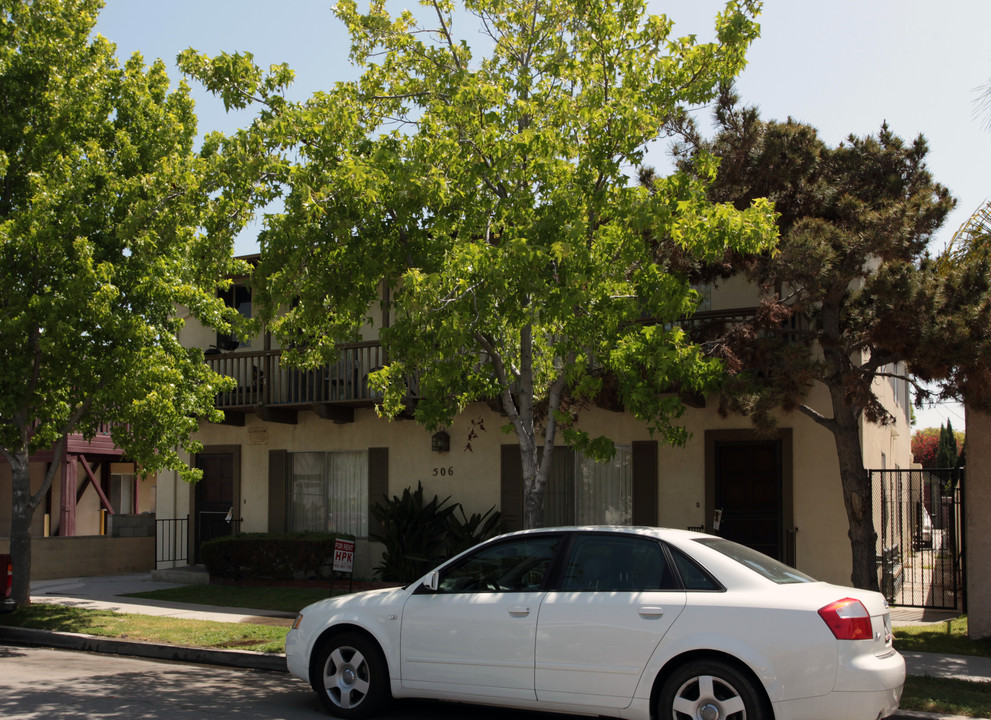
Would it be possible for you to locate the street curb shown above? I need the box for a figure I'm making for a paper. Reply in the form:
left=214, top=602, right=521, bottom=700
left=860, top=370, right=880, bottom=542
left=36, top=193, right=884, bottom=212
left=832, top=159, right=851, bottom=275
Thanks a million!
left=0, top=625, right=287, bottom=673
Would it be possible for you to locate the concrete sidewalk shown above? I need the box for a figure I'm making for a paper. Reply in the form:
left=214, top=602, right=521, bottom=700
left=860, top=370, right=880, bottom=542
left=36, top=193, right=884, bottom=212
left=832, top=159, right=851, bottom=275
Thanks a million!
left=27, top=572, right=296, bottom=626
left=1, top=572, right=989, bottom=719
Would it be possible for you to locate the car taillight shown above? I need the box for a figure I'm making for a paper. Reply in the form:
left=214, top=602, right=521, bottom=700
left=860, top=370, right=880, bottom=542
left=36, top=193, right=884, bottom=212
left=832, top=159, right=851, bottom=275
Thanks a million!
left=818, top=598, right=872, bottom=640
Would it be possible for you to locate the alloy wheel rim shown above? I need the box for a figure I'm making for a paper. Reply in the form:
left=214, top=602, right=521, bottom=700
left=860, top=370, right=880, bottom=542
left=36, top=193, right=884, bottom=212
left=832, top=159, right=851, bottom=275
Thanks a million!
left=671, top=673, right=747, bottom=720
left=324, top=646, right=370, bottom=709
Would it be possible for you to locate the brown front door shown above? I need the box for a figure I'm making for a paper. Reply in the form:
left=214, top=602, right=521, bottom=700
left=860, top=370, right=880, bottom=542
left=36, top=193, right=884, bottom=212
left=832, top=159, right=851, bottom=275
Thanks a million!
left=713, top=439, right=783, bottom=560
left=193, top=447, right=240, bottom=563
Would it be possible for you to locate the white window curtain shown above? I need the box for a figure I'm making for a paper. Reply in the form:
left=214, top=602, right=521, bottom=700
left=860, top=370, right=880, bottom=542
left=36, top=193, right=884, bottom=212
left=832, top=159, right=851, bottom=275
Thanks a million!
left=290, top=451, right=368, bottom=536
left=544, top=446, right=632, bottom=526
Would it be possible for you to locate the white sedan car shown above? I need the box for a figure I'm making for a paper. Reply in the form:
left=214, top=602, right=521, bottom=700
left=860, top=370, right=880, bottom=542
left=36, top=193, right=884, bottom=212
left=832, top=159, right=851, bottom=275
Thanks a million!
left=286, top=527, right=904, bottom=720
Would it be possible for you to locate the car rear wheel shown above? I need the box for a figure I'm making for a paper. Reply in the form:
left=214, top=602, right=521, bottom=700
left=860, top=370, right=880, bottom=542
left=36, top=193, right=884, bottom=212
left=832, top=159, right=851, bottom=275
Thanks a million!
left=658, top=659, right=766, bottom=720
left=314, top=632, right=389, bottom=718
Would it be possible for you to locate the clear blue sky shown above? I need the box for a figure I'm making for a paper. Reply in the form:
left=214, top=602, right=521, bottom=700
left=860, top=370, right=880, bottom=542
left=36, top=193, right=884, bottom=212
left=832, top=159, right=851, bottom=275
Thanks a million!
left=94, top=0, right=988, bottom=430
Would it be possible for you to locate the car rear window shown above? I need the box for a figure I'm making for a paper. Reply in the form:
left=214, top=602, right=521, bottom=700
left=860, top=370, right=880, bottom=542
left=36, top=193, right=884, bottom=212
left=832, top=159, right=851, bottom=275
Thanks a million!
left=694, top=537, right=816, bottom=584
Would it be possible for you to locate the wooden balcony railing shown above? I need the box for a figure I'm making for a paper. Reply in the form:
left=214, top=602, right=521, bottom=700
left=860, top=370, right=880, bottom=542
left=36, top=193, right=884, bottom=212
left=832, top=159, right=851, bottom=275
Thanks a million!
left=668, top=308, right=809, bottom=345
left=202, top=310, right=806, bottom=421
left=204, top=341, right=395, bottom=414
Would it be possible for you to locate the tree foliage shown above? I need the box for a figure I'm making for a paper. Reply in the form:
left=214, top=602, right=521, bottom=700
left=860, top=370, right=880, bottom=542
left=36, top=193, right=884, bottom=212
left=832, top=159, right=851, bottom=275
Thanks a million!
left=911, top=427, right=940, bottom=468
left=182, top=0, right=776, bottom=528
left=0, top=0, right=243, bottom=605
left=911, top=423, right=964, bottom=469
left=925, top=200, right=991, bottom=411
left=935, top=420, right=961, bottom=469
left=674, top=93, right=955, bottom=590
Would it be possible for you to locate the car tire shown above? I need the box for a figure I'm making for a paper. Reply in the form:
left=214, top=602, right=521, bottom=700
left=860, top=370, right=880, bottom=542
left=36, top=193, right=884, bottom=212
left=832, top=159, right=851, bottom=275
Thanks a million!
left=313, top=632, right=390, bottom=718
left=657, top=659, right=767, bottom=720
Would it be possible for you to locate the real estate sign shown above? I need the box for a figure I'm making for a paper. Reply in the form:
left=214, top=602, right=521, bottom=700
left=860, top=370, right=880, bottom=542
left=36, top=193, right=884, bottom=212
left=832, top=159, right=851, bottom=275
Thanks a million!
left=333, top=538, right=355, bottom=574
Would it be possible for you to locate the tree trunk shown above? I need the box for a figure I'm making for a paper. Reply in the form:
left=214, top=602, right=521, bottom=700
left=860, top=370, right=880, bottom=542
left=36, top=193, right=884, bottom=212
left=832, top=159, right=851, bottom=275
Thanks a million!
left=9, top=448, right=35, bottom=607
left=521, top=440, right=545, bottom=529
left=830, top=401, right=880, bottom=592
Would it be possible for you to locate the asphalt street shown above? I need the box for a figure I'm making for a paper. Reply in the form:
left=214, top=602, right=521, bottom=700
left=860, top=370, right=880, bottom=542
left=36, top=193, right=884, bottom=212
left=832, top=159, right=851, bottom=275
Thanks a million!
left=0, top=572, right=986, bottom=720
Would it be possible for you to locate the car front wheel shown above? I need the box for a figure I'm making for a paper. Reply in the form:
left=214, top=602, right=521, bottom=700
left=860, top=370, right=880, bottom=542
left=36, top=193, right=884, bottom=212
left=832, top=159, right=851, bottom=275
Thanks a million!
left=658, top=659, right=766, bottom=720
left=314, top=632, right=389, bottom=718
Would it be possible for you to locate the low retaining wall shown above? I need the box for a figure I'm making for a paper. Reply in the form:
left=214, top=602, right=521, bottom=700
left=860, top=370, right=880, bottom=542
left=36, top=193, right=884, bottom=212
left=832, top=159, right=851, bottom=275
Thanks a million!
left=0, top=535, right=154, bottom=580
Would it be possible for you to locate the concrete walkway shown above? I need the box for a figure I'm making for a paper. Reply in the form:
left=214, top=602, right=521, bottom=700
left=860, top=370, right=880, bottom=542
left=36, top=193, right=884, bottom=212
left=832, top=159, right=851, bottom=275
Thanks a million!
left=28, top=572, right=296, bottom=625
left=2, top=572, right=989, bottom=719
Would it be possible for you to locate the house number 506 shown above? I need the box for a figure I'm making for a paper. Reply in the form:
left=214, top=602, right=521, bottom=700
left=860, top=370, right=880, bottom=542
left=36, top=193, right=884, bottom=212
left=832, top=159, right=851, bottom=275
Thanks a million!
left=433, top=467, right=454, bottom=477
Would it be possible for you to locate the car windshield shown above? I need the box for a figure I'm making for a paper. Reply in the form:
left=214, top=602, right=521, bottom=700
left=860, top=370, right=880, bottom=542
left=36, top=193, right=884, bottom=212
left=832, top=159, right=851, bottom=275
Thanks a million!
left=694, top=537, right=816, bottom=584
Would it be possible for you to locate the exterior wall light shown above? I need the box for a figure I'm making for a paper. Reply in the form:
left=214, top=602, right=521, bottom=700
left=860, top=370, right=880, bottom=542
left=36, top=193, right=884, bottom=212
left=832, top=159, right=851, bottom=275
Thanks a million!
left=431, top=431, right=450, bottom=453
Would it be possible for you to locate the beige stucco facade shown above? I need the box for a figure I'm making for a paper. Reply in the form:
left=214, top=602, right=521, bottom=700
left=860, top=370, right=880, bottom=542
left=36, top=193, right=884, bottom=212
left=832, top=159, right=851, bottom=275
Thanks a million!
left=157, top=273, right=915, bottom=587
left=157, top=376, right=911, bottom=587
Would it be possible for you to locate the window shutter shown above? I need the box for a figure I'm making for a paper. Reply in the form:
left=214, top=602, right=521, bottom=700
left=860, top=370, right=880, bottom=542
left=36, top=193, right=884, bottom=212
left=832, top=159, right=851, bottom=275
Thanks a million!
left=268, top=450, right=288, bottom=533
left=500, top=445, right=523, bottom=532
left=368, top=447, right=389, bottom=538
left=632, top=441, right=658, bottom=526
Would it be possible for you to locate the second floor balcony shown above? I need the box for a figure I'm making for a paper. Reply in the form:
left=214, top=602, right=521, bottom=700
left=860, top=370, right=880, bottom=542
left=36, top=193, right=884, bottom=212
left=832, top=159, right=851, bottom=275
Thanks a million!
left=204, top=308, right=807, bottom=425
left=205, top=341, right=399, bottom=425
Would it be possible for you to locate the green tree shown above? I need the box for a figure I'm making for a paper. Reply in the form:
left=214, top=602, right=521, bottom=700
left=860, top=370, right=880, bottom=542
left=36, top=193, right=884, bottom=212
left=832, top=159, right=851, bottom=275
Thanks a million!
left=182, top=0, right=776, bottom=528
left=673, top=94, right=955, bottom=590
left=924, top=200, right=991, bottom=414
left=0, top=0, right=242, bottom=605
left=935, top=420, right=959, bottom=469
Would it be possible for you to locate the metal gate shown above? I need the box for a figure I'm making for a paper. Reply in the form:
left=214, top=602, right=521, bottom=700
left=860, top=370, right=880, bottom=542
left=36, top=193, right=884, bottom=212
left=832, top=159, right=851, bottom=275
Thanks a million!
left=872, top=468, right=964, bottom=610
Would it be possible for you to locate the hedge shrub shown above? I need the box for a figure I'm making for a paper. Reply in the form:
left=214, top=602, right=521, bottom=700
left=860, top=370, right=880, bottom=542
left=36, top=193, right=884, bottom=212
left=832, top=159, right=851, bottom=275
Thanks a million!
left=200, top=532, right=353, bottom=581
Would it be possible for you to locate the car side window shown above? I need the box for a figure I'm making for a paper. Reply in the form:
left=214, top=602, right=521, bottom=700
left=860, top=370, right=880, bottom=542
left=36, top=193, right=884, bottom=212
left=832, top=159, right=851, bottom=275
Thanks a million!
left=561, top=535, right=677, bottom=592
left=668, top=544, right=723, bottom=591
left=437, top=536, right=560, bottom=593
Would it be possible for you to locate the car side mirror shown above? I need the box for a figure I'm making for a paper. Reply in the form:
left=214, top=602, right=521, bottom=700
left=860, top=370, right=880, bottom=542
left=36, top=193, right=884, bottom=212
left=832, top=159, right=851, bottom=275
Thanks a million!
left=424, top=571, right=439, bottom=592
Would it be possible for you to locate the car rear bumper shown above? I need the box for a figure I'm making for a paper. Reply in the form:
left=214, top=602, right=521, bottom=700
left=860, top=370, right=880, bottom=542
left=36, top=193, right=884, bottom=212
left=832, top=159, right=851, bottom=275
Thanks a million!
left=773, top=685, right=903, bottom=720
left=772, top=650, right=904, bottom=720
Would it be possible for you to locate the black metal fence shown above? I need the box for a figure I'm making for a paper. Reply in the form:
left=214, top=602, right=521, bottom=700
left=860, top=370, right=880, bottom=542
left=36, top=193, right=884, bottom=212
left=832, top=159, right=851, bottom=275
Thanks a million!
left=156, top=516, right=189, bottom=566
left=872, top=468, right=964, bottom=610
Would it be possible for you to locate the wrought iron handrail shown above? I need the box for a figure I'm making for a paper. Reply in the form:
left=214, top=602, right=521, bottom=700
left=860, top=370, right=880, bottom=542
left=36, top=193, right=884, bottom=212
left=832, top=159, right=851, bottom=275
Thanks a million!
left=156, top=516, right=188, bottom=565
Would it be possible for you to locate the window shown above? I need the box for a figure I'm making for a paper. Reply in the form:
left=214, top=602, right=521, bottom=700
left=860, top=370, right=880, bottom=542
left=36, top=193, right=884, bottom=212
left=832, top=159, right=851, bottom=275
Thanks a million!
left=692, top=281, right=713, bottom=312
left=561, top=534, right=676, bottom=591
left=668, top=544, right=722, bottom=591
left=695, top=537, right=815, bottom=584
left=437, top=536, right=560, bottom=593
left=289, top=451, right=368, bottom=537
left=544, top=446, right=632, bottom=525
left=110, top=473, right=135, bottom=515
left=217, top=284, right=252, bottom=350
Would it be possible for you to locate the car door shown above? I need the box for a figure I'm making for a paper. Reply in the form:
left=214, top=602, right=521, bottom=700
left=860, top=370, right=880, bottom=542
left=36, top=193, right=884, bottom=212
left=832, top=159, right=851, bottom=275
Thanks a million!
left=400, top=534, right=562, bottom=701
left=535, top=533, right=687, bottom=709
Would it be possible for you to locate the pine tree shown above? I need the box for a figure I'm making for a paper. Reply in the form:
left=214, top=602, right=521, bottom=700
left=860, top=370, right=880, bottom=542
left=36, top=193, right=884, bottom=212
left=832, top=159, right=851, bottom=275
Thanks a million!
left=671, top=92, right=955, bottom=590
left=936, top=421, right=959, bottom=469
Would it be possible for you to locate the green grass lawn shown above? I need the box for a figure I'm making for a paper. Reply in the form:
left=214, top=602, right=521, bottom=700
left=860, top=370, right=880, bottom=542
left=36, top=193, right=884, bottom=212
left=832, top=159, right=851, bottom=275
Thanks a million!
left=895, top=615, right=991, bottom=657
left=894, top=616, right=991, bottom=718
left=901, top=675, right=991, bottom=718
left=124, top=584, right=335, bottom=615
left=0, top=603, right=288, bottom=653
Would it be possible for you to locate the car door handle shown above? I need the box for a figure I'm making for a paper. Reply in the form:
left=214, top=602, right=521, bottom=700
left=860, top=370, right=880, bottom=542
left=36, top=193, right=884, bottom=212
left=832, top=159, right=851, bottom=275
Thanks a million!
left=638, top=606, right=664, bottom=617
left=508, top=605, right=531, bottom=616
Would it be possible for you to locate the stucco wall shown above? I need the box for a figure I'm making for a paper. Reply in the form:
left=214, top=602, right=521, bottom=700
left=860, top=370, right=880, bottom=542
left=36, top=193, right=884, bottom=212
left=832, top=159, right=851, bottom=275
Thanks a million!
left=156, top=376, right=893, bottom=586
left=966, top=406, right=991, bottom=638
left=0, top=461, right=56, bottom=538
left=0, top=535, right=154, bottom=580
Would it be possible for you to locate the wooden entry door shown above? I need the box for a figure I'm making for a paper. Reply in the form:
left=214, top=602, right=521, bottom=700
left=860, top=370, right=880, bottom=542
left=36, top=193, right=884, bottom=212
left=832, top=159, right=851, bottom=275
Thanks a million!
left=193, top=446, right=240, bottom=563
left=707, top=431, right=793, bottom=563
